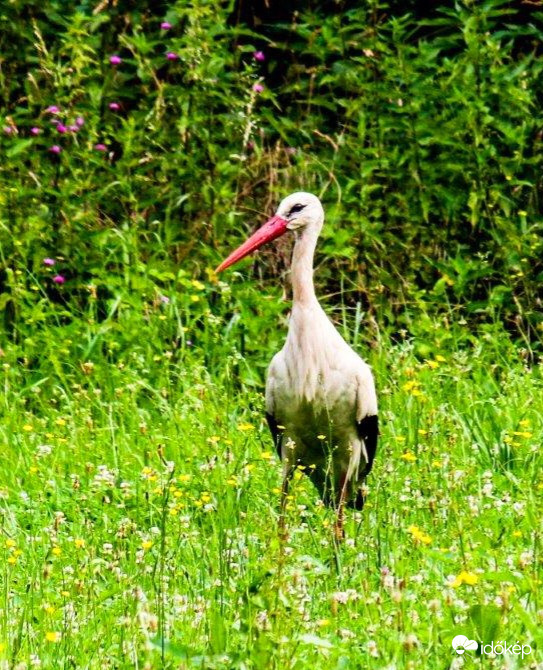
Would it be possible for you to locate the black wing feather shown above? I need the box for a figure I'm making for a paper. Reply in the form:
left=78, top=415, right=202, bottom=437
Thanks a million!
left=266, top=412, right=283, bottom=458
left=357, top=414, right=379, bottom=477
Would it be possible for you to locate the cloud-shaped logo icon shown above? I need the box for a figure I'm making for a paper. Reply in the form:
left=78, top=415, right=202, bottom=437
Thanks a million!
left=452, top=635, right=478, bottom=654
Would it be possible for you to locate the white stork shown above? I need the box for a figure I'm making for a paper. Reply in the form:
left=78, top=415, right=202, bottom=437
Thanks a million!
left=216, top=192, right=378, bottom=538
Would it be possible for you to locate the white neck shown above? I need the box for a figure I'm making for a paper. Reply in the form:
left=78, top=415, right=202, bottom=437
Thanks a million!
left=291, top=227, right=319, bottom=306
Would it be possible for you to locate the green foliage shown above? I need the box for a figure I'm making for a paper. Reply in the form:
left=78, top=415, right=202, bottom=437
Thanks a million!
left=0, top=3, right=542, bottom=667
left=1, top=0, right=543, bottom=351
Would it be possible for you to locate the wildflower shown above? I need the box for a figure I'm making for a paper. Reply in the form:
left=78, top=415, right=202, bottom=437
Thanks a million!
left=141, top=540, right=153, bottom=551
left=252, top=83, right=264, bottom=93
left=109, top=55, right=122, bottom=65
left=46, top=105, right=60, bottom=114
left=407, top=525, right=432, bottom=545
left=166, top=51, right=179, bottom=61
left=53, top=275, right=65, bottom=284
left=74, top=538, right=85, bottom=548
left=451, top=571, right=478, bottom=587
left=23, top=424, right=33, bottom=432
left=75, top=116, right=84, bottom=127
left=51, top=546, right=61, bottom=556
left=7, top=556, right=16, bottom=565
left=418, top=429, right=428, bottom=436
left=94, top=143, right=107, bottom=151
left=161, top=21, right=172, bottom=30
left=435, top=354, right=446, bottom=362
left=401, top=452, right=416, bottom=462
left=253, top=51, right=265, bottom=62
left=45, top=632, right=61, bottom=643
left=237, top=422, right=254, bottom=431
left=426, top=360, right=439, bottom=369
left=108, top=102, right=120, bottom=111
left=395, top=436, right=406, bottom=442
left=31, top=127, right=41, bottom=135
left=191, top=279, right=205, bottom=290
left=49, top=145, right=62, bottom=154
left=317, top=434, right=326, bottom=440
left=5, top=539, right=16, bottom=549
left=160, top=295, right=170, bottom=304
left=261, top=451, right=273, bottom=460
left=518, top=210, right=527, bottom=217
left=56, top=123, right=67, bottom=133
left=68, top=125, right=79, bottom=132
left=3, top=126, right=14, bottom=135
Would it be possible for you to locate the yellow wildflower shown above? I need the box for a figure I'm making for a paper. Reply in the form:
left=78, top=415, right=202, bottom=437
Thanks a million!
left=317, top=434, right=326, bottom=440
left=23, top=424, right=33, bottom=432
left=407, top=525, right=432, bottom=545
left=51, top=546, right=61, bottom=557
left=74, top=539, right=85, bottom=549
left=435, top=354, right=446, bottom=362
left=237, top=422, right=254, bottom=432
left=451, top=571, right=479, bottom=587
left=45, top=632, right=61, bottom=643
left=141, top=540, right=153, bottom=551
left=55, top=418, right=66, bottom=426
left=401, top=452, right=417, bottom=462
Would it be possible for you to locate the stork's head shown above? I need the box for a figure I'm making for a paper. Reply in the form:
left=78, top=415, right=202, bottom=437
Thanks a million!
left=216, top=191, right=323, bottom=273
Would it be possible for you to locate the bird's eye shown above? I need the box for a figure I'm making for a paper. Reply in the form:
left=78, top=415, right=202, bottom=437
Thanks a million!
left=288, top=204, right=305, bottom=217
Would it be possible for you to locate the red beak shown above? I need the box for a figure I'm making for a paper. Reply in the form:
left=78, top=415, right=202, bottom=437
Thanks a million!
left=215, top=215, right=288, bottom=273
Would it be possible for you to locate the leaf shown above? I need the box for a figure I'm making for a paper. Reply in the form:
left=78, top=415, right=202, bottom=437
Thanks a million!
left=469, top=604, right=501, bottom=644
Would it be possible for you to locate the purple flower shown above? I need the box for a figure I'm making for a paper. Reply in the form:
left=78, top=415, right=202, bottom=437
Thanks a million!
left=31, top=127, right=41, bottom=136
left=253, top=51, right=265, bottom=62
left=3, top=126, right=13, bottom=135
left=109, top=55, right=122, bottom=65
left=56, top=123, right=67, bottom=134
left=94, top=143, right=107, bottom=152
left=43, top=258, right=55, bottom=266
left=49, top=145, right=62, bottom=154
left=160, top=295, right=170, bottom=304
left=161, top=21, right=172, bottom=30
left=76, top=116, right=85, bottom=127
left=53, top=275, right=65, bottom=284
left=46, top=105, right=60, bottom=114
left=286, top=147, right=297, bottom=155
left=108, top=102, right=120, bottom=111
left=68, top=125, right=79, bottom=133
left=252, top=83, right=264, bottom=93
left=166, top=51, right=179, bottom=61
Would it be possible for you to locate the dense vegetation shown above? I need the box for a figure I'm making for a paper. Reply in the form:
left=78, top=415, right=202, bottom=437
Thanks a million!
left=0, top=1, right=541, bottom=668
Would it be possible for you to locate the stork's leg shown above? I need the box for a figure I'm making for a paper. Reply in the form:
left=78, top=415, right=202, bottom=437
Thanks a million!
left=334, top=472, right=348, bottom=541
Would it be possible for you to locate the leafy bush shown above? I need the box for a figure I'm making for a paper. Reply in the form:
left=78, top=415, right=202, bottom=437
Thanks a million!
left=1, top=0, right=543, bottom=354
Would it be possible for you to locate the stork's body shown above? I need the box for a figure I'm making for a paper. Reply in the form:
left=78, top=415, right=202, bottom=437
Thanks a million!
left=217, top=192, right=378, bottom=535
